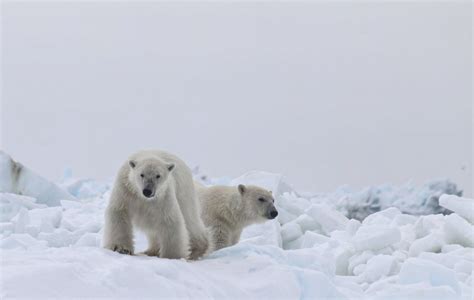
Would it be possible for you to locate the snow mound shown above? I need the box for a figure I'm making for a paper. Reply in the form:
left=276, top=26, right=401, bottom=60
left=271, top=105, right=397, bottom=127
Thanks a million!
left=319, top=179, right=462, bottom=220
left=439, top=194, right=474, bottom=224
left=0, top=152, right=75, bottom=206
left=230, top=171, right=295, bottom=197
left=399, top=258, right=461, bottom=295
left=1, top=166, right=472, bottom=299
left=443, top=214, right=474, bottom=248
left=60, top=175, right=111, bottom=199
left=0, top=193, right=46, bottom=222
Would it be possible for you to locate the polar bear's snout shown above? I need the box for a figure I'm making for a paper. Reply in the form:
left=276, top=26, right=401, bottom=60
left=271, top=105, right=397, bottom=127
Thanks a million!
left=143, top=186, right=154, bottom=198
left=142, top=178, right=157, bottom=198
left=267, top=206, right=278, bottom=219
left=268, top=209, right=278, bottom=219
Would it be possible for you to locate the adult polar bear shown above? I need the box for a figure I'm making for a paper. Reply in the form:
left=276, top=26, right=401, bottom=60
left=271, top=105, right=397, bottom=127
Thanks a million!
left=103, top=149, right=209, bottom=259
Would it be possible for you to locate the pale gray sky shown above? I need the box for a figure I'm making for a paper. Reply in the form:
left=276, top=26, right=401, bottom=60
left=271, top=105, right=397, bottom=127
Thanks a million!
left=2, top=2, right=472, bottom=196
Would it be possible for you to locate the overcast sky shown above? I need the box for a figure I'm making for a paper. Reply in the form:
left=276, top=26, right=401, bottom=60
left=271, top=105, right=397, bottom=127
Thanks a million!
left=2, top=2, right=472, bottom=196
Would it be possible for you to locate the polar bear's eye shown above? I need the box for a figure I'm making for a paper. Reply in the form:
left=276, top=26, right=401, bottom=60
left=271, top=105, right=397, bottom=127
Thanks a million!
left=258, top=197, right=265, bottom=202
left=156, top=175, right=160, bottom=179
left=140, top=174, right=144, bottom=178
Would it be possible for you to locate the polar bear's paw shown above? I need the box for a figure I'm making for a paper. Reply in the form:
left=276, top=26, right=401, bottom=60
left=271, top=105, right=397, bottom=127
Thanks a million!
left=143, top=248, right=160, bottom=257
left=188, top=234, right=210, bottom=260
left=112, top=245, right=134, bottom=255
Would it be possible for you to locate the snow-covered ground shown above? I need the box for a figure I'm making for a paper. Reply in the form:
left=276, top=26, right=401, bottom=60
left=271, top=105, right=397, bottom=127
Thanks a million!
left=1, top=154, right=473, bottom=299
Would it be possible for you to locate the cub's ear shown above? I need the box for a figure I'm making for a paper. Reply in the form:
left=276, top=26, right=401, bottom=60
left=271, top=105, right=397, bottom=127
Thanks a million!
left=167, top=163, right=175, bottom=171
left=238, top=184, right=246, bottom=195
left=129, top=160, right=136, bottom=168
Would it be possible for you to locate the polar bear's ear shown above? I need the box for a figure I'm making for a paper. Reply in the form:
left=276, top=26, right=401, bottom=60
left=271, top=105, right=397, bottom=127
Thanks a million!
left=129, top=160, right=136, bottom=168
left=238, top=184, right=246, bottom=195
left=167, top=163, right=175, bottom=172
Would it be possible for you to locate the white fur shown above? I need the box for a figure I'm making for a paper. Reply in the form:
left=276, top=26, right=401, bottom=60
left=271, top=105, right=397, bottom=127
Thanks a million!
left=103, top=150, right=210, bottom=259
left=197, top=183, right=277, bottom=251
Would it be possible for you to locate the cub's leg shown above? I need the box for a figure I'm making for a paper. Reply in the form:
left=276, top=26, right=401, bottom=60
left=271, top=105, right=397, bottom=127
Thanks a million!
left=230, top=229, right=243, bottom=247
left=211, top=226, right=231, bottom=251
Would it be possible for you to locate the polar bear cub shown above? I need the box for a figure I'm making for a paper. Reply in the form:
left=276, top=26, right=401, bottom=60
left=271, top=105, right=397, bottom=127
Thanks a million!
left=197, top=183, right=278, bottom=251
left=103, top=150, right=209, bottom=259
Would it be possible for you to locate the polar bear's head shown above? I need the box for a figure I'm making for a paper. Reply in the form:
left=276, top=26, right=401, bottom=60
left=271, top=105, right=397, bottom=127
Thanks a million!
left=128, top=158, right=174, bottom=200
left=238, top=184, right=278, bottom=222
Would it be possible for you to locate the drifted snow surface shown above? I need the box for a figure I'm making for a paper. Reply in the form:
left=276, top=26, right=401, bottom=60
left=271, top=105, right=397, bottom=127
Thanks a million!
left=1, top=165, right=473, bottom=299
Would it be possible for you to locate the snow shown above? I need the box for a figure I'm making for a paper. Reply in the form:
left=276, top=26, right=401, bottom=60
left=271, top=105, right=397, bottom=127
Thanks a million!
left=408, top=232, right=444, bottom=257
left=398, top=258, right=461, bottom=295
left=305, top=204, right=349, bottom=234
left=281, top=221, right=303, bottom=245
left=0, top=193, right=45, bottom=222
left=300, top=231, right=330, bottom=249
left=443, top=214, right=474, bottom=248
left=439, top=194, right=474, bottom=224
left=353, top=226, right=401, bottom=252
left=315, top=179, right=462, bottom=220
left=359, top=254, right=397, bottom=283
left=60, top=178, right=110, bottom=199
left=0, top=158, right=472, bottom=299
left=239, top=219, right=282, bottom=248
left=294, top=214, right=321, bottom=232
left=413, top=214, right=445, bottom=239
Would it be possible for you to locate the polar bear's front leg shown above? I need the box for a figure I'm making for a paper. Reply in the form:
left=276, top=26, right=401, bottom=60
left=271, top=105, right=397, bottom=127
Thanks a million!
left=144, top=232, right=161, bottom=257
left=158, top=213, right=190, bottom=259
left=103, top=208, right=134, bottom=255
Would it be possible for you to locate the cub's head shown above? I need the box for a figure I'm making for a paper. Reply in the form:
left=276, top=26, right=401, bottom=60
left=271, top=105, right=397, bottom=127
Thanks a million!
left=238, top=184, right=278, bottom=221
left=128, top=158, right=174, bottom=200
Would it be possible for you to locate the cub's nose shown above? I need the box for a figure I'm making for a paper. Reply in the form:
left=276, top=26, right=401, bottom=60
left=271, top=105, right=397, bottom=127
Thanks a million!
left=269, top=210, right=278, bottom=219
left=143, top=189, right=153, bottom=198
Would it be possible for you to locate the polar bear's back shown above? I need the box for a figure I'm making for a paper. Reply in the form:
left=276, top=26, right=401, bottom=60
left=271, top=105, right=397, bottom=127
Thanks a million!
left=198, top=185, right=241, bottom=226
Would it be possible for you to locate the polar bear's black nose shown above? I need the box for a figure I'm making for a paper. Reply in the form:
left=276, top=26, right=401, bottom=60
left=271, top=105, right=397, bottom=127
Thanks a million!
left=269, top=210, right=278, bottom=219
left=143, top=189, right=153, bottom=198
